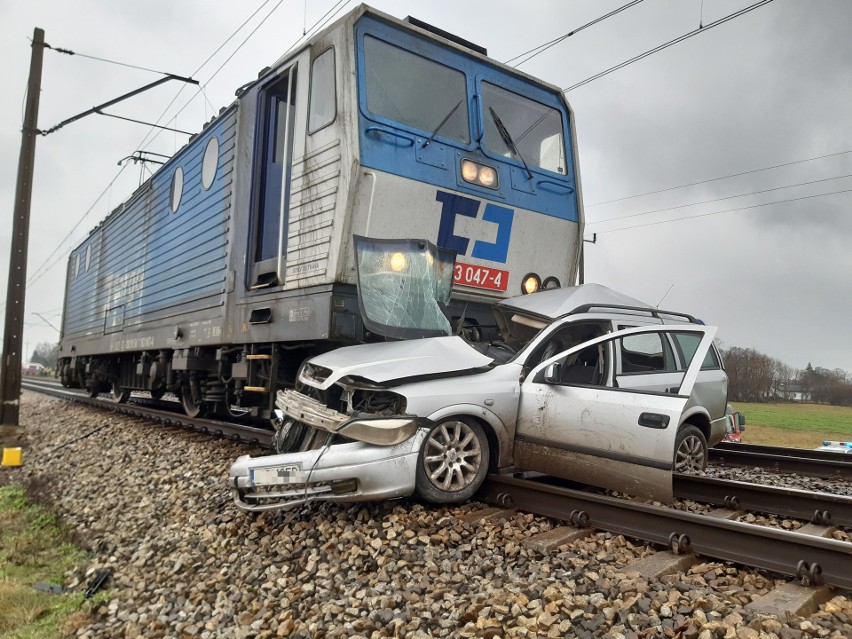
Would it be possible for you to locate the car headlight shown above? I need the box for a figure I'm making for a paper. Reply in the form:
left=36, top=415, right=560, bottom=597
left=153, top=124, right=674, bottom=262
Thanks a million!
left=339, top=417, right=419, bottom=446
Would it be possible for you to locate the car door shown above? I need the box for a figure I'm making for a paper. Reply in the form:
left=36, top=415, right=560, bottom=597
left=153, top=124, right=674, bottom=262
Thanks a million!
left=514, top=325, right=717, bottom=502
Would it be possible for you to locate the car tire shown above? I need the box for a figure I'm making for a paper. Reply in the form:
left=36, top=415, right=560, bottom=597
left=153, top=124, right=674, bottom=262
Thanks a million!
left=272, top=419, right=308, bottom=454
left=674, top=424, right=708, bottom=473
left=415, top=417, right=489, bottom=504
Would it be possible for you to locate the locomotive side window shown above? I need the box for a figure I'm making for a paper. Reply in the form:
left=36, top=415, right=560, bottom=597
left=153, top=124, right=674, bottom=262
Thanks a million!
left=363, top=36, right=469, bottom=144
left=253, top=68, right=298, bottom=281
left=201, top=136, right=219, bottom=190
left=170, top=166, right=184, bottom=213
left=308, top=48, right=335, bottom=133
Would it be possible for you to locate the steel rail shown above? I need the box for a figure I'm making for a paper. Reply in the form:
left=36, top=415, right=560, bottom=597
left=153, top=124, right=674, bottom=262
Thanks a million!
left=21, top=380, right=273, bottom=448
left=709, top=445, right=852, bottom=481
left=715, top=441, right=852, bottom=463
left=673, top=474, right=852, bottom=527
left=479, top=475, right=852, bottom=589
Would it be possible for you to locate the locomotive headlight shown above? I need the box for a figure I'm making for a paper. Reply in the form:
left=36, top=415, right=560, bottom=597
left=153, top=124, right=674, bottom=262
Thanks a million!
left=389, top=252, right=408, bottom=272
left=522, top=273, right=541, bottom=294
left=543, top=276, right=561, bottom=290
left=478, top=165, right=498, bottom=188
left=461, top=159, right=499, bottom=189
left=461, top=159, right=479, bottom=182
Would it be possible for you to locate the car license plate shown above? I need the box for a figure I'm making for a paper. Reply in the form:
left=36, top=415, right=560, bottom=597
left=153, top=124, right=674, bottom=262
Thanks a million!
left=250, top=464, right=303, bottom=486
left=453, top=261, right=509, bottom=292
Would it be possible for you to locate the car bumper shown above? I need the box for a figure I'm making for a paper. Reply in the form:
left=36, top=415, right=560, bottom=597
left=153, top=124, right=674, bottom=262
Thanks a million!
left=229, top=429, right=428, bottom=512
left=708, top=415, right=727, bottom=446
left=276, top=389, right=420, bottom=446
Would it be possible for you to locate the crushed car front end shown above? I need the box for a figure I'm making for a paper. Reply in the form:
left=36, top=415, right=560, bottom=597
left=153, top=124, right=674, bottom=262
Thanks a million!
left=230, top=388, right=432, bottom=511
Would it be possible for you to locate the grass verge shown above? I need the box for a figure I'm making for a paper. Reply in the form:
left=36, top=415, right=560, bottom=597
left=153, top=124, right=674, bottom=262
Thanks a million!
left=728, top=401, right=852, bottom=448
left=0, top=484, right=101, bottom=639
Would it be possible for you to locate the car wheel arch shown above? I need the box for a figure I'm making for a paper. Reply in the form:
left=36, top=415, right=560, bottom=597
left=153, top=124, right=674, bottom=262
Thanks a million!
left=679, top=407, right=711, bottom=441
left=425, top=404, right=508, bottom=469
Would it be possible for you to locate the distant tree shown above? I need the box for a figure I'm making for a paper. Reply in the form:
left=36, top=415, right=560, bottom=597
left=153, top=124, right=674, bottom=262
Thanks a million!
left=30, top=342, right=59, bottom=367
left=723, top=350, right=852, bottom=406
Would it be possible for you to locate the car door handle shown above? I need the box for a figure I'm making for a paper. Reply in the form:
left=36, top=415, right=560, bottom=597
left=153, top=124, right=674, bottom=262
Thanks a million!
left=638, top=413, right=670, bottom=429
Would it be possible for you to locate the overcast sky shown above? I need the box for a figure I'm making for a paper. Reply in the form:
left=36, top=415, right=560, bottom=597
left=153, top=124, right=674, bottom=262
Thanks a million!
left=1, top=0, right=850, bottom=373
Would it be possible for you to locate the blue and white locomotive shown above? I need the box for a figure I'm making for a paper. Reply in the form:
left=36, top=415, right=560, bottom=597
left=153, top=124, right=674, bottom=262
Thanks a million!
left=58, top=4, right=584, bottom=419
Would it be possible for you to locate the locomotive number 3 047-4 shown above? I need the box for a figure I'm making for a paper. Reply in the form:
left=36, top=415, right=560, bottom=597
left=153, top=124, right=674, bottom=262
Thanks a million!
left=453, top=261, right=509, bottom=292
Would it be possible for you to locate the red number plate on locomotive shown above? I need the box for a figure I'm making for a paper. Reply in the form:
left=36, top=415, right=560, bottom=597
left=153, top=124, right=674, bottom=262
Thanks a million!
left=453, top=262, right=509, bottom=292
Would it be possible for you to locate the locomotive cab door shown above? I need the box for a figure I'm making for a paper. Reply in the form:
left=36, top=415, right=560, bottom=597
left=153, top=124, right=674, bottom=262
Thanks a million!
left=249, top=54, right=309, bottom=288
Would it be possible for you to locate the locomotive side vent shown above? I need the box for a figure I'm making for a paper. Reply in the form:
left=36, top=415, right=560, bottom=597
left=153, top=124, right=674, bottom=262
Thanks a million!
left=249, top=308, right=273, bottom=324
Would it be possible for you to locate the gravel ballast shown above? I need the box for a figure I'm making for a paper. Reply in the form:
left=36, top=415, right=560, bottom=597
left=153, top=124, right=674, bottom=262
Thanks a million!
left=4, top=393, right=851, bottom=638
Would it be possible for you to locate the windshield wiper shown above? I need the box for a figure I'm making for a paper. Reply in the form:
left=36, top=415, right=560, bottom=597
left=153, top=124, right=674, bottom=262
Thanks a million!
left=423, top=99, right=463, bottom=148
left=489, top=106, right=533, bottom=180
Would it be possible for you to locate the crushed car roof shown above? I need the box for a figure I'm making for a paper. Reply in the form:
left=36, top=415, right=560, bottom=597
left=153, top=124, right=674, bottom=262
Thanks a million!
left=497, top=283, right=652, bottom=321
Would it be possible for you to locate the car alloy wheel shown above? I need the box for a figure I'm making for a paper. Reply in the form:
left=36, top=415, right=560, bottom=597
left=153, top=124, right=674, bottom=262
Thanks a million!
left=418, top=418, right=488, bottom=500
left=674, top=425, right=708, bottom=473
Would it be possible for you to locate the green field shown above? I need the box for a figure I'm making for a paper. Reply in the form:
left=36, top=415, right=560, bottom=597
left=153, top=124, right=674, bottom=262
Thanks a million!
left=728, top=401, right=852, bottom=448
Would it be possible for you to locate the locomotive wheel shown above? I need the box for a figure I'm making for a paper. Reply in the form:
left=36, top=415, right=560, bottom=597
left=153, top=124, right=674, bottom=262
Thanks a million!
left=150, top=388, right=166, bottom=400
left=180, top=385, right=207, bottom=418
left=111, top=382, right=131, bottom=404
left=86, top=385, right=99, bottom=399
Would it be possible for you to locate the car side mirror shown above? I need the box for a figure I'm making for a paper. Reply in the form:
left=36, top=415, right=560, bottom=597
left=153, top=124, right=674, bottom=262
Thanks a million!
left=738, top=414, right=746, bottom=428
left=543, top=362, right=562, bottom=384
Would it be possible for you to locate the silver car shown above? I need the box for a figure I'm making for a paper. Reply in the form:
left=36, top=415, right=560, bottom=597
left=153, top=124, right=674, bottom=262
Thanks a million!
left=230, top=241, right=727, bottom=511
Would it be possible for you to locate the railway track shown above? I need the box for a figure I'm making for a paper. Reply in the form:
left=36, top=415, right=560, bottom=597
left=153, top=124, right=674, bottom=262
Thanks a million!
left=22, top=379, right=852, bottom=590
left=21, top=378, right=273, bottom=447
left=711, top=441, right=852, bottom=480
left=480, top=475, right=852, bottom=589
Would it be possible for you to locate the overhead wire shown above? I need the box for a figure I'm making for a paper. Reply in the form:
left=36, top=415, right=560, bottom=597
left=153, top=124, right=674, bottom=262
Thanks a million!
left=137, top=0, right=353, bottom=155
left=504, top=0, right=645, bottom=67
left=26, top=164, right=130, bottom=288
left=24, top=0, right=348, bottom=293
left=277, top=0, right=353, bottom=62
left=587, top=172, right=852, bottom=226
left=587, top=148, right=852, bottom=207
left=563, top=0, right=776, bottom=92
left=593, top=186, right=852, bottom=235
left=23, top=0, right=281, bottom=288
left=134, top=0, right=282, bottom=153
left=44, top=44, right=184, bottom=77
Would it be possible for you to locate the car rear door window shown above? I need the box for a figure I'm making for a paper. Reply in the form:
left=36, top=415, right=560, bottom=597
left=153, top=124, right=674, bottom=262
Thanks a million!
left=619, top=332, right=676, bottom=374
left=672, top=332, right=721, bottom=370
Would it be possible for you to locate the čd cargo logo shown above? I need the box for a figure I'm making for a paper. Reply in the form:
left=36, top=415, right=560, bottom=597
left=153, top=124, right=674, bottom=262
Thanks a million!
left=436, top=191, right=513, bottom=292
left=435, top=191, right=513, bottom=264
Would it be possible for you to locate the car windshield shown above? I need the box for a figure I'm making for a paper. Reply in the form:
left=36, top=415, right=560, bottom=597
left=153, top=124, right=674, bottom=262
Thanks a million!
left=355, top=237, right=456, bottom=339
